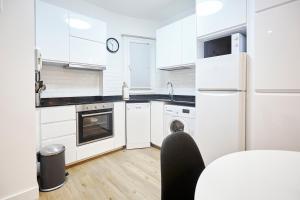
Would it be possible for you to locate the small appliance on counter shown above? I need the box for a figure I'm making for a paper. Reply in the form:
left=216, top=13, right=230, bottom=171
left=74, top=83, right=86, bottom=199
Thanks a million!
left=122, top=82, right=129, bottom=100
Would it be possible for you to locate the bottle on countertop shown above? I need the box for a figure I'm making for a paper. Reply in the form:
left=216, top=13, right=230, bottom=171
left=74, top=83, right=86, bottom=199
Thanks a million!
left=122, top=82, right=129, bottom=100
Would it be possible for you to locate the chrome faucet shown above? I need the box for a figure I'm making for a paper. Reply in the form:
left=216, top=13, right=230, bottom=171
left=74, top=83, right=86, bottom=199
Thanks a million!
left=167, top=81, right=174, bottom=101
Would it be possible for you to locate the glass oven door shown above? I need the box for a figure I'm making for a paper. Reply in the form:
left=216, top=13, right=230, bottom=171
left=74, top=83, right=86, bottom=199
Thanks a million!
left=77, top=108, right=113, bottom=145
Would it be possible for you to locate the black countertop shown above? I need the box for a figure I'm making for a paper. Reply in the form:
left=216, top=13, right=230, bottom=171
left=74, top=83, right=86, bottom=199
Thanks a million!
left=37, top=94, right=195, bottom=108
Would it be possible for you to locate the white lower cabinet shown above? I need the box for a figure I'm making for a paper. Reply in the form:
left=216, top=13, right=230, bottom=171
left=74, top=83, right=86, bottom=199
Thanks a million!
left=42, top=135, right=77, bottom=164
left=39, top=106, right=77, bottom=165
left=41, top=120, right=76, bottom=140
left=76, top=138, right=115, bottom=161
left=113, top=102, right=126, bottom=148
left=126, top=103, right=151, bottom=149
left=150, top=101, right=165, bottom=147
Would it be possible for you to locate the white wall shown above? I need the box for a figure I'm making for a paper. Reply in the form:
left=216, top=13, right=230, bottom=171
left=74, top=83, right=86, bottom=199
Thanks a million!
left=41, top=0, right=160, bottom=97
left=0, top=0, right=39, bottom=199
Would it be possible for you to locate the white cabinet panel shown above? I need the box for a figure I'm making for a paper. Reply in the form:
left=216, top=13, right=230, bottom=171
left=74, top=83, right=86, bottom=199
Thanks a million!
left=196, top=0, right=246, bottom=37
left=150, top=101, right=165, bottom=147
left=69, top=12, right=107, bottom=42
left=156, top=21, right=182, bottom=68
left=196, top=53, right=247, bottom=90
left=255, top=1, right=300, bottom=91
left=182, top=15, right=196, bottom=65
left=76, top=138, right=115, bottom=161
left=36, top=0, right=69, bottom=62
left=255, top=0, right=292, bottom=12
left=41, top=120, right=76, bottom=140
left=126, top=103, right=151, bottom=149
left=113, top=102, right=126, bottom=148
left=196, top=91, right=245, bottom=165
left=41, top=106, right=76, bottom=123
left=250, top=93, right=300, bottom=151
left=42, top=135, right=77, bottom=164
left=36, top=109, right=41, bottom=152
left=70, top=36, right=106, bottom=66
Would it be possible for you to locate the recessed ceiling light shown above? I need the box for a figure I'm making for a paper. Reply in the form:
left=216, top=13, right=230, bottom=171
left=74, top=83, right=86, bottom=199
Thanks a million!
left=197, top=0, right=223, bottom=16
left=66, top=18, right=91, bottom=30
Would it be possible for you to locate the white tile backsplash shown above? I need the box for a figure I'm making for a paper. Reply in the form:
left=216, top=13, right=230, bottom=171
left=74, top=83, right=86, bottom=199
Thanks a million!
left=155, top=67, right=196, bottom=95
left=40, top=65, right=103, bottom=98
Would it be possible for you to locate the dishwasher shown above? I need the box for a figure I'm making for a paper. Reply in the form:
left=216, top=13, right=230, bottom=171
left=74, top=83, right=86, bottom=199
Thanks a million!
left=126, top=103, right=151, bottom=149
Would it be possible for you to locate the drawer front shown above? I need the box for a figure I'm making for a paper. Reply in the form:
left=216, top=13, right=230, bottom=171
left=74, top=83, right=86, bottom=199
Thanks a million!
left=41, top=106, right=76, bottom=123
left=41, top=120, right=76, bottom=140
left=76, top=138, right=114, bottom=161
left=41, top=135, right=77, bottom=164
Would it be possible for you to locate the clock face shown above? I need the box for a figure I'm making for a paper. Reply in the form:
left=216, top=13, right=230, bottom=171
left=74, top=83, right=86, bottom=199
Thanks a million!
left=106, top=38, right=119, bottom=53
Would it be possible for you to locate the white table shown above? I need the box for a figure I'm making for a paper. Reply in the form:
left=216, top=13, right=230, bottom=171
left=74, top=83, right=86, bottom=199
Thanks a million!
left=195, top=150, right=300, bottom=200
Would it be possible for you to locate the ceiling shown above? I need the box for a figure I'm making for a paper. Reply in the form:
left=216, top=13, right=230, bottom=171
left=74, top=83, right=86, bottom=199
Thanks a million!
left=86, top=0, right=195, bottom=21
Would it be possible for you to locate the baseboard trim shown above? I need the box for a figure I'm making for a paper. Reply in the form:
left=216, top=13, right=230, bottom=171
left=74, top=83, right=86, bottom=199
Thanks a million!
left=1, top=186, right=39, bottom=200
left=66, top=146, right=125, bottom=168
left=151, top=143, right=161, bottom=150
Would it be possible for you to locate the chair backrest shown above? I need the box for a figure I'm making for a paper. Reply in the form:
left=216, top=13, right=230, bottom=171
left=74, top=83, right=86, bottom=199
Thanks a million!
left=160, top=132, right=205, bottom=200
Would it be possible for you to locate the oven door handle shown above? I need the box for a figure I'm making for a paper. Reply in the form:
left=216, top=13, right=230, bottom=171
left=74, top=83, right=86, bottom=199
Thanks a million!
left=81, top=111, right=112, bottom=117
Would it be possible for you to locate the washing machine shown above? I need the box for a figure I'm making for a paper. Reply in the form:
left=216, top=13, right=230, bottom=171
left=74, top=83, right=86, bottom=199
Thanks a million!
left=164, top=105, right=196, bottom=138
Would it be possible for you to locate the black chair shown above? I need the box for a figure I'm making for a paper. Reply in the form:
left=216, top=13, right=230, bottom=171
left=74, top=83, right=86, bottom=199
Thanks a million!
left=160, top=132, right=205, bottom=200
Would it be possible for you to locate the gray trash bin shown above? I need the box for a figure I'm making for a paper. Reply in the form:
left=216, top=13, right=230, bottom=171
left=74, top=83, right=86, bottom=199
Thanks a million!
left=39, top=144, right=66, bottom=192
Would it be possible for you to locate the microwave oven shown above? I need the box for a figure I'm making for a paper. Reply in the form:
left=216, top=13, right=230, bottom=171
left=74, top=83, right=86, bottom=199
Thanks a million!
left=203, top=33, right=246, bottom=58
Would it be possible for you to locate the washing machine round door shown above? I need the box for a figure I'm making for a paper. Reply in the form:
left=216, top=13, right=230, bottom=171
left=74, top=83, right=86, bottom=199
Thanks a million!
left=170, top=120, right=185, bottom=133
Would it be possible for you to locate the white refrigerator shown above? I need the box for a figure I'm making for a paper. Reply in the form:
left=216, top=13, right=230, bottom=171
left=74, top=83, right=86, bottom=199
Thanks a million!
left=195, top=53, right=247, bottom=165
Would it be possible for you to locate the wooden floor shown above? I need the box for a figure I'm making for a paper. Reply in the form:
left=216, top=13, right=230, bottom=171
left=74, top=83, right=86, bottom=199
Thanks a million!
left=39, top=148, right=161, bottom=200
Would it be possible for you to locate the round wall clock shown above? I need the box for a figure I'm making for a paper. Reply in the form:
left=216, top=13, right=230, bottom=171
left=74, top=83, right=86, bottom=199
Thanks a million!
left=106, top=38, right=119, bottom=53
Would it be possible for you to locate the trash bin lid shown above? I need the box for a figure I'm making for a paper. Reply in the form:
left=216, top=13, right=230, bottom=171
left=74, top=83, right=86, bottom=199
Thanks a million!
left=40, top=144, right=65, bottom=156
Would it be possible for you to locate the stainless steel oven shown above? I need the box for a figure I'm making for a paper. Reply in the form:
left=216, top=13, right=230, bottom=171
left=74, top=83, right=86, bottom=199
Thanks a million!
left=76, top=103, right=113, bottom=146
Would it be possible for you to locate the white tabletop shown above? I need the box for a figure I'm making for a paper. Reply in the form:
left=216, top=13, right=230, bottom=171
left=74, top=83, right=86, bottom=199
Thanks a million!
left=195, top=150, right=300, bottom=200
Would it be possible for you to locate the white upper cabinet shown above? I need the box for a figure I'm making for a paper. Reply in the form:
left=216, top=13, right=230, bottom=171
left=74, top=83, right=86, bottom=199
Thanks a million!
left=69, top=12, right=107, bottom=66
left=36, top=0, right=69, bottom=63
left=156, top=14, right=196, bottom=69
left=156, top=21, right=182, bottom=69
left=69, top=12, right=107, bottom=43
left=255, top=0, right=292, bottom=12
left=255, top=1, right=300, bottom=91
left=182, top=15, right=197, bottom=65
left=196, top=0, right=247, bottom=38
left=69, top=37, right=107, bottom=66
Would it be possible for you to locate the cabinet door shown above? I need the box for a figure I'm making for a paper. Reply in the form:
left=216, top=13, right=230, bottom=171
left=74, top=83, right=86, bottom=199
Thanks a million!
left=250, top=93, right=300, bottom=151
left=196, top=0, right=247, bottom=37
left=113, top=102, right=126, bottom=148
left=150, top=101, right=165, bottom=147
left=41, top=120, right=76, bottom=140
left=181, top=15, right=196, bottom=65
left=255, top=0, right=291, bottom=12
left=70, top=36, right=106, bottom=66
left=126, top=103, right=151, bottom=149
left=41, top=106, right=76, bottom=124
left=156, top=21, right=182, bottom=68
left=69, top=12, right=107, bottom=43
left=255, top=1, right=300, bottom=91
left=42, top=135, right=77, bottom=165
left=36, top=0, right=69, bottom=62
left=196, top=91, right=245, bottom=165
